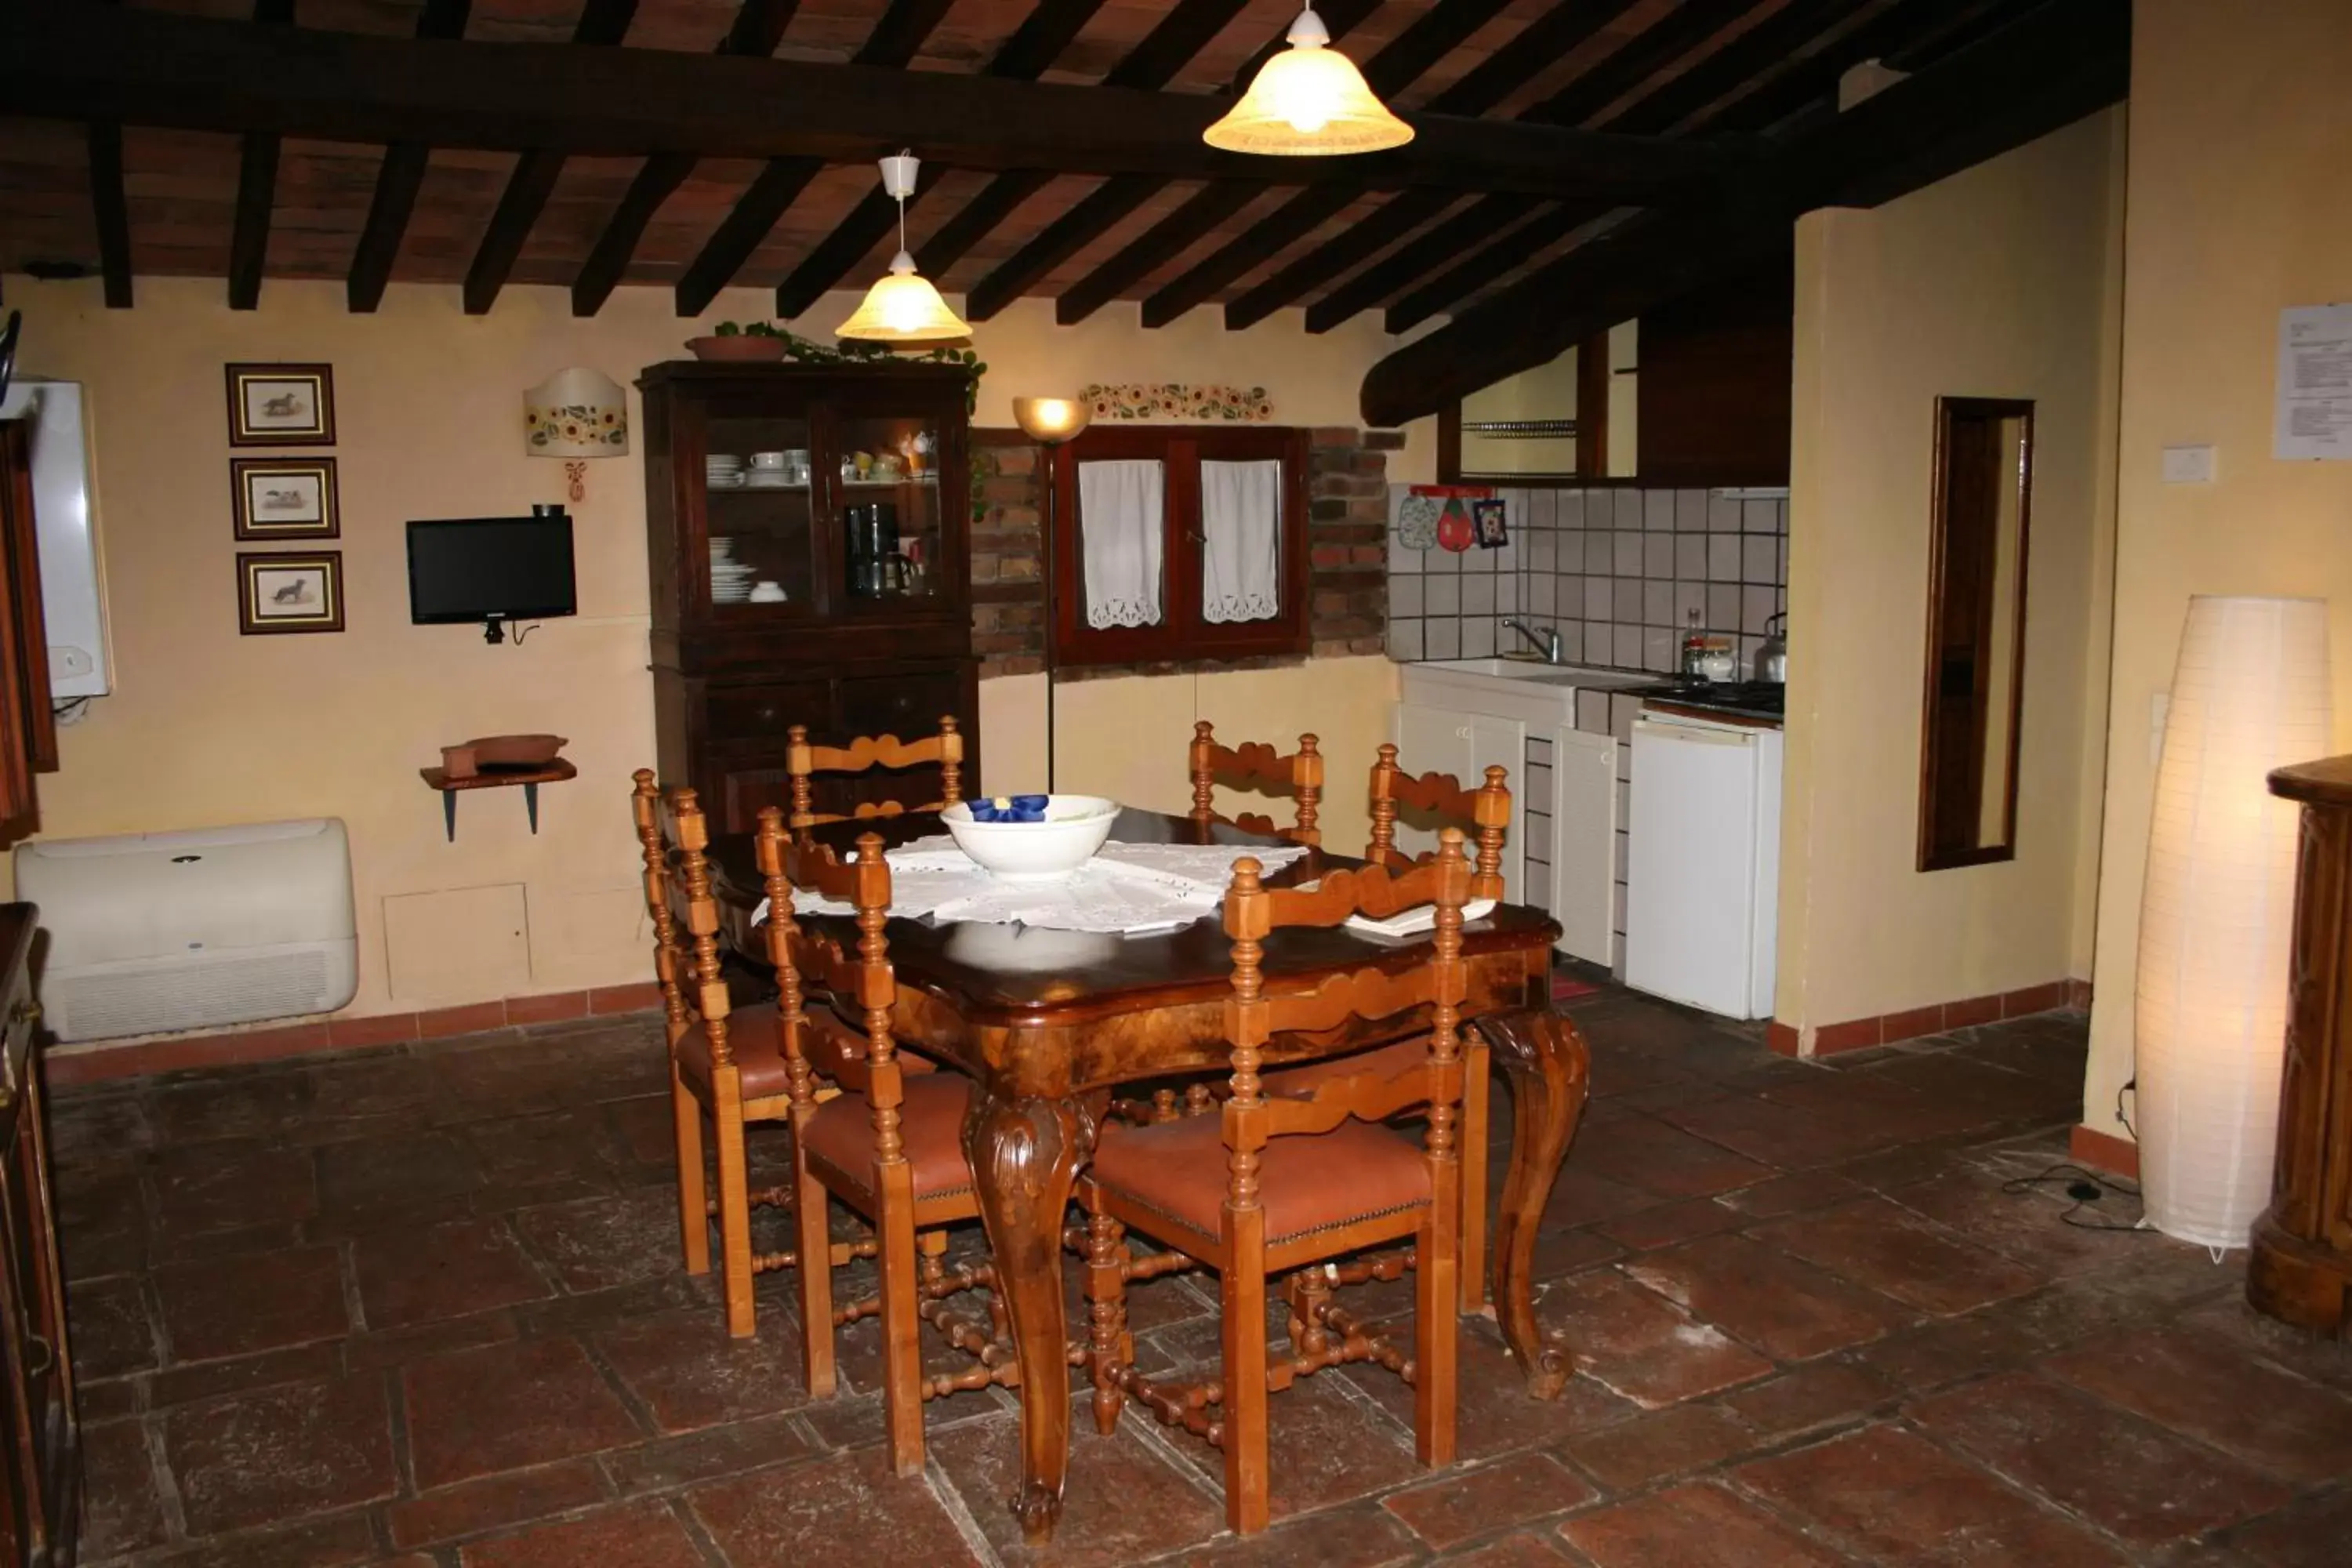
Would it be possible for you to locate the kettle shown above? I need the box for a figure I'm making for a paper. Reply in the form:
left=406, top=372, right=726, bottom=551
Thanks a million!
left=1755, top=612, right=1788, bottom=684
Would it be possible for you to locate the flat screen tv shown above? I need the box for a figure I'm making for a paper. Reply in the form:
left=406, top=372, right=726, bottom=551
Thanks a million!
left=407, top=509, right=576, bottom=641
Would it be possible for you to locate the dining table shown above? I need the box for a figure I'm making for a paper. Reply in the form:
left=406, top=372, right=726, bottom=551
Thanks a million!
left=708, top=806, right=1590, bottom=1544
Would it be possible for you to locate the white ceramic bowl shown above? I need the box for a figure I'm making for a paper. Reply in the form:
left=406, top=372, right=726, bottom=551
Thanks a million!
left=940, top=795, right=1118, bottom=880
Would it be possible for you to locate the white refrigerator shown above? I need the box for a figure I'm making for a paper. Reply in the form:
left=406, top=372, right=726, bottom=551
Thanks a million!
left=1624, top=710, right=1783, bottom=1020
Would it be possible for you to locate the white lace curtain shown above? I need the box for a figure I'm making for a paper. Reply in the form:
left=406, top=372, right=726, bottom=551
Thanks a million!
left=1077, top=459, right=1164, bottom=629
left=1200, top=459, right=1282, bottom=623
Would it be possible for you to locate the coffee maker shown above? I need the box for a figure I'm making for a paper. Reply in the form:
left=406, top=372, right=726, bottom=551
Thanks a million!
left=845, top=502, right=905, bottom=597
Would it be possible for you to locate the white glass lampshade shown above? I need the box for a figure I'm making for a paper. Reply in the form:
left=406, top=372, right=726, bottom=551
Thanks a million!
left=837, top=251, right=972, bottom=346
left=1012, top=396, right=1092, bottom=445
left=2136, top=594, right=2332, bottom=1248
left=524, top=367, right=628, bottom=457
left=1204, top=6, right=1413, bottom=157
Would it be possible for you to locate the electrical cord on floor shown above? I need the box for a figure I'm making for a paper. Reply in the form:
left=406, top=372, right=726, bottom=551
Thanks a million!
left=2001, top=1161, right=2149, bottom=1231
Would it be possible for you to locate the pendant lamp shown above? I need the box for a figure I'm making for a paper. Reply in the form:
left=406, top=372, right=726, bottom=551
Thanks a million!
left=1203, top=5, right=1413, bottom=157
left=837, top=152, right=972, bottom=346
left=2136, top=594, right=2332, bottom=1249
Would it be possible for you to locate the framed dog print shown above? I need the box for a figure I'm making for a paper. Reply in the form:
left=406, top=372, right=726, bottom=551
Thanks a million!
left=230, top=457, right=339, bottom=539
left=227, top=363, right=336, bottom=446
left=237, top=551, right=343, bottom=634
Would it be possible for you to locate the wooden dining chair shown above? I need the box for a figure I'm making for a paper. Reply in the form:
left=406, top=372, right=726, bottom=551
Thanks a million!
left=632, top=771, right=800, bottom=1339
left=766, top=817, right=994, bottom=1478
left=1189, top=720, right=1322, bottom=845
left=1077, top=830, right=1475, bottom=1534
left=1270, top=753, right=1512, bottom=1312
left=786, top=716, right=964, bottom=829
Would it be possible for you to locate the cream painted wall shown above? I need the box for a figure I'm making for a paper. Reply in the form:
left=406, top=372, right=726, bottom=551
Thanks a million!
left=2080, top=0, right=2352, bottom=1150
left=5, top=274, right=1418, bottom=1026
left=1777, top=111, right=2124, bottom=1040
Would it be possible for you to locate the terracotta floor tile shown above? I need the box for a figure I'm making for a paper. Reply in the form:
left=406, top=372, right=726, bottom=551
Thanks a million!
left=590, top=1305, right=814, bottom=1432
left=149, top=1148, right=318, bottom=1234
left=598, top=1410, right=820, bottom=1495
left=314, top=1129, right=482, bottom=1217
left=929, top=1407, right=1223, bottom=1566
left=144, top=1508, right=383, bottom=1568
left=1885, top=1174, right=2147, bottom=1277
left=1341, top=1327, right=1635, bottom=1458
left=401, top=1335, right=644, bottom=1490
left=352, top=1218, right=554, bottom=1331
left=303, top=1054, right=437, bottom=1122
left=1560, top=1108, right=1777, bottom=1200
left=2178, top=1298, right=2352, bottom=1397
left=1652, top=1091, right=1904, bottom=1171
left=460, top=1498, right=703, bottom=1568
left=1379, top=1451, right=1597, bottom=1548
left=1435, top=1531, right=1573, bottom=1565
left=1750, top=1196, right=2045, bottom=1316
left=149, top=1341, right=344, bottom=1412
left=1595, top=1196, right=1745, bottom=1251
left=67, top=1273, right=160, bottom=1378
left=510, top=1186, right=684, bottom=1294
left=154, top=1245, right=349, bottom=1362
left=1535, top=1269, right=1773, bottom=1410
left=152, top=1074, right=311, bottom=1145
left=386, top=1457, right=610, bottom=1548
left=1716, top=1171, right=1867, bottom=1219
left=1559, top=1482, right=1851, bottom=1567
left=1718, top=1361, right=1896, bottom=1437
left=1539, top=1168, right=1667, bottom=1231
left=688, top=1447, right=982, bottom=1568
left=1559, top=1403, right=1758, bottom=1492
left=1907, top=1370, right=2293, bottom=1544
left=161, top=1375, right=398, bottom=1536
left=2224, top=1487, right=2352, bottom=1568
left=1734, top=1423, right=2128, bottom=1566
left=2042, top=1326, right=2352, bottom=1485
left=1262, top=1373, right=1425, bottom=1519
left=48, top=1091, right=157, bottom=1165
left=1624, top=1234, right=1912, bottom=1361
left=461, top=1105, right=635, bottom=1196
left=1176, top=1502, right=1423, bottom=1566
left=80, top=1417, right=170, bottom=1559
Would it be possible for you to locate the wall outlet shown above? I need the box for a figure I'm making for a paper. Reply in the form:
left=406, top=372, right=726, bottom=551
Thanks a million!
left=2161, top=444, right=2217, bottom=484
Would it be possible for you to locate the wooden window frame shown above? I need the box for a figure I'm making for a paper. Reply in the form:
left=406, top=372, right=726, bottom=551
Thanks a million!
left=1047, top=424, right=1311, bottom=669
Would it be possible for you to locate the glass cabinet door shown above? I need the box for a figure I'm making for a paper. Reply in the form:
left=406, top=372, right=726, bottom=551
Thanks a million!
left=702, top=409, right=818, bottom=615
left=834, top=411, right=945, bottom=607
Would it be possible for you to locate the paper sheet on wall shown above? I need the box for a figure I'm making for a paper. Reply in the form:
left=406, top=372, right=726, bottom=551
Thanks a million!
left=2275, top=303, right=2352, bottom=459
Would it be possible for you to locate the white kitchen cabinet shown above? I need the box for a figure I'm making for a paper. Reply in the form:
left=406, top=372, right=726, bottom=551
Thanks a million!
left=1392, top=660, right=1640, bottom=966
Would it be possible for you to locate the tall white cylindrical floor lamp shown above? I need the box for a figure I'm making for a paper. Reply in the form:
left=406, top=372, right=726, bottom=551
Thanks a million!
left=1011, top=396, right=1091, bottom=792
left=2136, top=594, right=2332, bottom=1248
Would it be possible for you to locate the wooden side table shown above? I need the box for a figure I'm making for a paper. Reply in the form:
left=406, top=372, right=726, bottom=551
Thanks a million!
left=2252, top=755, right=2352, bottom=1334
left=419, top=760, right=577, bottom=841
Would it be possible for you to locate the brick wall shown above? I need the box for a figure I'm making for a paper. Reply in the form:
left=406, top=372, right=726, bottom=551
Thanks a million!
left=967, top=426, right=1397, bottom=681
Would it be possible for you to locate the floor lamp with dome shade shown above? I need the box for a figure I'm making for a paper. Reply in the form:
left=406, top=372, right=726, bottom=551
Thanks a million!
left=1012, top=396, right=1091, bottom=792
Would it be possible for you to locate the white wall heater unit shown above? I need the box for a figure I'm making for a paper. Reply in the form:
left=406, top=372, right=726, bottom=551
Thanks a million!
left=14, top=819, right=358, bottom=1042
left=0, top=378, right=111, bottom=697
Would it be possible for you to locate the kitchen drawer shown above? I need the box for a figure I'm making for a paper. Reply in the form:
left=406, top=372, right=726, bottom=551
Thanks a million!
left=838, top=669, right=963, bottom=741
left=704, top=680, right=829, bottom=743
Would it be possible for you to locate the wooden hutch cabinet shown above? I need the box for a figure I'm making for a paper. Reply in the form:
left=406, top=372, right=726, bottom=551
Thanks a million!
left=638, top=361, right=978, bottom=834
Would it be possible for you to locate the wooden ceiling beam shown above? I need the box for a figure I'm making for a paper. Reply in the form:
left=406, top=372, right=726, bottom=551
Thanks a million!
left=85, top=122, right=132, bottom=309
left=1218, top=0, right=1644, bottom=332
left=462, top=0, right=636, bottom=315
left=0, top=2, right=1729, bottom=196
left=569, top=0, right=799, bottom=318
left=1377, top=0, right=1875, bottom=335
left=225, top=0, right=295, bottom=312
left=1358, top=0, right=2132, bottom=427
left=1309, top=0, right=1760, bottom=334
left=770, top=0, right=1109, bottom=321
left=348, top=0, right=474, bottom=313
left=673, top=0, right=956, bottom=318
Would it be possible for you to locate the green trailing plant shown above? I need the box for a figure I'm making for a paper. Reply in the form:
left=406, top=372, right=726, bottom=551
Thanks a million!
left=711, top=321, right=985, bottom=414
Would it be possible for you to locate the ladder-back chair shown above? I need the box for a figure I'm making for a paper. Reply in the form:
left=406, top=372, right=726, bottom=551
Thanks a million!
left=768, top=818, right=994, bottom=1478
left=786, top=716, right=963, bottom=830
left=1077, top=831, right=1474, bottom=1534
left=1188, top=721, right=1322, bottom=845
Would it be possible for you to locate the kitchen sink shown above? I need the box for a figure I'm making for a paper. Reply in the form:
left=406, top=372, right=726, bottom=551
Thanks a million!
left=1410, top=658, right=1653, bottom=689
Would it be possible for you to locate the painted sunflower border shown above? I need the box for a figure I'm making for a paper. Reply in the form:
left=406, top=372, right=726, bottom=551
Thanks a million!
left=1078, top=383, right=1274, bottom=423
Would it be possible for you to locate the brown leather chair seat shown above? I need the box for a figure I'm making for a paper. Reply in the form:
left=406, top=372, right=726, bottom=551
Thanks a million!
left=800, top=1073, right=976, bottom=1202
left=1088, top=1115, right=1430, bottom=1247
left=673, top=1001, right=793, bottom=1098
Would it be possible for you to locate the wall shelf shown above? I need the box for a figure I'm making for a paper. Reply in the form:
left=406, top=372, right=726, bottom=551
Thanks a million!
left=419, top=760, right=577, bottom=840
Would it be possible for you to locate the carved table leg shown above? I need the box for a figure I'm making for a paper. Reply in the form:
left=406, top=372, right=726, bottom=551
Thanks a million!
left=964, top=1082, right=1092, bottom=1547
left=1478, top=1009, right=1591, bottom=1400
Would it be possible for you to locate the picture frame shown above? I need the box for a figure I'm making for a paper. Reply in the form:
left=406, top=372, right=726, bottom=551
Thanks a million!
left=230, top=457, right=339, bottom=539
left=236, top=550, right=343, bottom=634
left=226, top=363, right=336, bottom=446
left=1472, top=497, right=1510, bottom=548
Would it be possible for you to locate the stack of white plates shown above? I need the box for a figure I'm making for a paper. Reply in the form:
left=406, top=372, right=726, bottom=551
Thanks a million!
left=706, top=454, right=745, bottom=492
left=710, top=537, right=756, bottom=603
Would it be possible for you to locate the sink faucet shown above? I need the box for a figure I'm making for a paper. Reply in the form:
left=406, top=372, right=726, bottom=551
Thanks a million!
left=1501, top=618, right=1563, bottom=663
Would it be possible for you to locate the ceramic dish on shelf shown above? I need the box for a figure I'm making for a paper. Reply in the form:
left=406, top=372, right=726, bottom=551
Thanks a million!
left=940, top=795, right=1119, bottom=880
